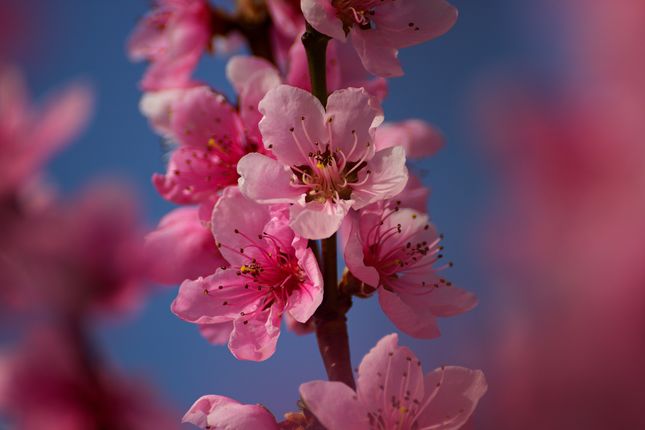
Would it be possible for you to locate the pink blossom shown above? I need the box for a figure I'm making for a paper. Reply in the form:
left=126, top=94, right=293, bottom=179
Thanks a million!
left=1, top=182, right=151, bottom=316
left=237, top=85, right=408, bottom=239
left=375, top=120, right=444, bottom=159
left=172, top=187, right=323, bottom=360
left=128, top=0, right=211, bottom=90
left=141, top=85, right=262, bottom=219
left=342, top=201, right=476, bottom=338
left=300, top=333, right=487, bottom=430
left=0, top=328, right=180, bottom=430
left=145, top=207, right=227, bottom=286
left=0, top=66, right=92, bottom=198
left=183, top=395, right=279, bottom=429
left=301, top=0, right=458, bottom=77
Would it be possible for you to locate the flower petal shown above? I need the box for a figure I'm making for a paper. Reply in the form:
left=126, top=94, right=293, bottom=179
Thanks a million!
left=356, top=333, right=425, bottom=415
left=341, top=213, right=380, bottom=287
left=325, top=87, right=383, bottom=161
left=198, top=321, right=234, bottom=345
left=416, top=367, right=487, bottom=430
left=228, top=307, right=282, bottom=361
left=211, top=186, right=274, bottom=266
left=171, top=269, right=264, bottom=324
left=299, top=381, right=369, bottom=430
left=372, top=0, right=458, bottom=48
left=237, top=153, right=302, bottom=205
left=350, top=29, right=403, bottom=78
left=287, top=247, right=323, bottom=322
left=289, top=199, right=351, bottom=240
left=183, top=395, right=279, bottom=430
left=144, top=207, right=226, bottom=285
left=301, top=0, right=346, bottom=41
left=353, top=146, right=409, bottom=209
left=258, top=85, right=326, bottom=166
left=375, top=120, right=444, bottom=159
left=378, top=288, right=440, bottom=339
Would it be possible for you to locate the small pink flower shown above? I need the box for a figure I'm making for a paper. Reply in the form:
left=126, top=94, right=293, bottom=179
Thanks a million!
left=300, top=333, right=487, bottom=430
left=141, top=85, right=262, bottom=219
left=183, top=395, right=279, bottom=429
left=172, top=187, right=323, bottom=360
left=238, top=85, right=408, bottom=239
left=0, top=66, right=92, bottom=198
left=145, top=207, right=227, bottom=286
left=342, top=201, right=476, bottom=338
left=301, top=0, right=458, bottom=77
left=128, top=0, right=211, bottom=90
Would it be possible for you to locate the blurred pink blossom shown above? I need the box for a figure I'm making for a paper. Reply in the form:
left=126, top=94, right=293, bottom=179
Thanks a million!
left=300, top=333, right=487, bottom=430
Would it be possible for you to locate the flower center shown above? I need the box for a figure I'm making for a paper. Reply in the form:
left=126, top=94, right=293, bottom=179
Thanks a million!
left=288, top=117, right=371, bottom=204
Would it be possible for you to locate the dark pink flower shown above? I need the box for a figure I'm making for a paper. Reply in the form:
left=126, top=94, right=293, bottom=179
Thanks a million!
left=238, top=85, right=408, bottom=239
left=141, top=85, right=262, bottom=219
left=301, top=0, right=458, bottom=77
left=0, top=66, right=92, bottom=198
left=342, top=201, right=476, bottom=338
left=300, top=333, right=487, bottom=430
left=145, top=206, right=227, bottom=286
left=128, top=0, right=211, bottom=90
left=172, top=187, right=323, bottom=360
left=183, top=395, right=279, bottom=429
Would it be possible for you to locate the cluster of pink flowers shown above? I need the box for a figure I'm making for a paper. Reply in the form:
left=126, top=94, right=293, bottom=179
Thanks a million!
left=131, top=0, right=486, bottom=428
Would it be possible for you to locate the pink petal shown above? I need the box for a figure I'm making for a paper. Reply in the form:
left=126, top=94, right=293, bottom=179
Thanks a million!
left=353, top=146, right=409, bottom=209
left=228, top=307, right=282, bottom=361
left=375, top=120, right=444, bottom=159
left=356, top=333, right=425, bottom=416
left=139, top=89, right=186, bottom=137
left=416, top=367, right=487, bottom=430
left=289, top=199, right=351, bottom=240
left=258, top=85, right=326, bottom=166
left=227, top=56, right=282, bottom=143
left=341, top=213, right=380, bottom=287
left=198, top=321, right=234, bottom=345
left=299, top=381, right=369, bottom=430
left=395, top=174, right=430, bottom=213
left=144, top=207, right=226, bottom=285
left=168, top=86, right=243, bottom=150
left=183, top=395, right=279, bottom=429
left=301, top=0, right=346, bottom=41
left=350, top=29, right=403, bottom=78
left=407, top=282, right=478, bottom=318
left=171, top=269, right=264, bottom=324
left=211, top=186, right=273, bottom=266
left=378, top=288, right=440, bottom=338
left=226, top=56, right=279, bottom=96
left=127, top=7, right=170, bottom=61
left=153, top=146, right=237, bottom=205
left=286, top=247, right=323, bottom=322
left=237, top=153, right=302, bottom=204
left=372, top=0, right=458, bottom=49
left=325, top=87, right=383, bottom=161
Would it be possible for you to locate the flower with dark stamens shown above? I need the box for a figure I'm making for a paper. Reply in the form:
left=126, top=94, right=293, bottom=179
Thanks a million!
left=342, top=201, right=476, bottom=338
left=238, top=85, right=408, bottom=239
left=171, top=187, right=323, bottom=361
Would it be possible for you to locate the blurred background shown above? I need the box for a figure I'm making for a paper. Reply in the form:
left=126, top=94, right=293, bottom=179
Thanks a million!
left=1, top=0, right=644, bottom=428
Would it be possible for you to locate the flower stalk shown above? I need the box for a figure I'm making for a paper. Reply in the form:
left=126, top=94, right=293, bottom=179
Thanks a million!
left=302, top=21, right=356, bottom=389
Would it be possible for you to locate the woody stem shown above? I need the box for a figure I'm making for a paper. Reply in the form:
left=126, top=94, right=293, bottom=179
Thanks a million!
left=303, top=22, right=356, bottom=390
